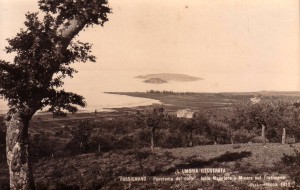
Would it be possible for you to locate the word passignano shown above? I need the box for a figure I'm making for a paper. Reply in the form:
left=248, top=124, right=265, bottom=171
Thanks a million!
left=119, top=176, right=146, bottom=182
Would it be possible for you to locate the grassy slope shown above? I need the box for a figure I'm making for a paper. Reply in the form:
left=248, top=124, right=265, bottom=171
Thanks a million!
left=168, top=143, right=299, bottom=168
left=1, top=143, right=298, bottom=189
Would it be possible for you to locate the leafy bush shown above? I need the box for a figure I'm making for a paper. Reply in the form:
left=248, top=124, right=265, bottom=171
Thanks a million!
left=89, top=135, right=116, bottom=152
left=115, top=135, right=136, bottom=150
left=30, top=133, right=55, bottom=159
left=281, top=146, right=300, bottom=185
left=232, top=129, right=255, bottom=143
left=161, top=132, right=185, bottom=148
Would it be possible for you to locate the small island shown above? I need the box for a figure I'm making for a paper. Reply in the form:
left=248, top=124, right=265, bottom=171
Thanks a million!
left=143, top=78, right=168, bottom=84
left=136, top=73, right=203, bottom=84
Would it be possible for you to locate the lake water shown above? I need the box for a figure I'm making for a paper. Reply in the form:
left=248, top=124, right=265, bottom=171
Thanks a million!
left=0, top=70, right=297, bottom=114
left=0, top=93, right=161, bottom=114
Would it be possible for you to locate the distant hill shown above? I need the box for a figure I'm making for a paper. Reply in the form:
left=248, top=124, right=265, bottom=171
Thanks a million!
left=143, top=78, right=168, bottom=84
left=136, top=73, right=202, bottom=83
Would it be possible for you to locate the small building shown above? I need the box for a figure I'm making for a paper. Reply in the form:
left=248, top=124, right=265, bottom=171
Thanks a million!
left=250, top=96, right=261, bottom=104
left=176, top=109, right=194, bottom=119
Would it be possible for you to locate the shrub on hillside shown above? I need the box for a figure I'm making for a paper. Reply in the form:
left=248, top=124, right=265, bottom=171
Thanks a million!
left=137, top=129, right=151, bottom=147
left=281, top=146, right=300, bottom=186
left=232, top=129, right=256, bottom=143
left=89, top=135, right=117, bottom=152
left=161, top=132, right=185, bottom=148
left=208, top=119, right=231, bottom=144
left=70, top=121, right=93, bottom=153
left=115, top=135, right=137, bottom=150
left=30, top=133, right=55, bottom=159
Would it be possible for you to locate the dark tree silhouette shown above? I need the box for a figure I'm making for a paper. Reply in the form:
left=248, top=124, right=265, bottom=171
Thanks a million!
left=136, top=105, right=167, bottom=151
left=179, top=112, right=209, bottom=147
left=71, top=120, right=93, bottom=154
left=0, top=1, right=111, bottom=189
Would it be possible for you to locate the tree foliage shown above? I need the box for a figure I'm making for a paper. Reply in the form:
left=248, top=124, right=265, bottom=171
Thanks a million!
left=136, top=105, right=168, bottom=129
left=135, top=105, right=169, bottom=150
left=208, top=118, right=231, bottom=144
left=232, top=100, right=300, bottom=142
left=71, top=120, right=93, bottom=152
left=0, top=0, right=111, bottom=118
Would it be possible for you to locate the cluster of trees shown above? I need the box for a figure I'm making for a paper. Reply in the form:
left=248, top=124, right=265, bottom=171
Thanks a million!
left=146, top=90, right=198, bottom=95
left=2, top=99, right=296, bottom=161
left=135, top=100, right=300, bottom=150
left=54, top=100, right=299, bottom=154
left=231, top=100, right=300, bottom=144
left=33, top=122, right=93, bottom=158
left=134, top=105, right=230, bottom=150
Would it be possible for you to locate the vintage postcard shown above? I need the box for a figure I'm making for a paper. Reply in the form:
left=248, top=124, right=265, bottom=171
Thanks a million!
left=0, top=0, right=299, bottom=189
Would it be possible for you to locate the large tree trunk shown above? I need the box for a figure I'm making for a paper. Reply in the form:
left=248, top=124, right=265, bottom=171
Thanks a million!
left=282, top=127, right=286, bottom=145
left=5, top=112, right=35, bottom=190
left=261, top=124, right=266, bottom=145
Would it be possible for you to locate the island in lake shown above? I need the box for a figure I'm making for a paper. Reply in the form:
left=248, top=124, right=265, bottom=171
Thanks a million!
left=136, top=73, right=203, bottom=84
left=143, top=78, right=168, bottom=84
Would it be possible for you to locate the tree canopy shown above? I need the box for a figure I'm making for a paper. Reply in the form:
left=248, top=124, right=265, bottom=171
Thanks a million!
left=0, top=0, right=111, bottom=119
left=232, top=100, right=300, bottom=142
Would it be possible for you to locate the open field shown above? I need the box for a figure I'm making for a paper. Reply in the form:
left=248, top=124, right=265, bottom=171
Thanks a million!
left=107, top=91, right=300, bottom=118
left=107, top=91, right=300, bottom=109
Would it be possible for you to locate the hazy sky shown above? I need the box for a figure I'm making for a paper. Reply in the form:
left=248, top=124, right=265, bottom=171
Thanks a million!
left=0, top=0, right=299, bottom=93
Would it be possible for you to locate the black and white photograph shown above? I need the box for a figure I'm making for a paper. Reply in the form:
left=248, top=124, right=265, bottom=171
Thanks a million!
left=0, top=0, right=299, bottom=189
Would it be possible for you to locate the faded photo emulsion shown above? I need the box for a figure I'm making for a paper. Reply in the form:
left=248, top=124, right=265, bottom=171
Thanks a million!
left=0, top=0, right=299, bottom=189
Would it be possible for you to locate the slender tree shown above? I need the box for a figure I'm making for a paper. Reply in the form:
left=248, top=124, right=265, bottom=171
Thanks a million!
left=180, top=112, right=209, bottom=147
left=185, top=118, right=195, bottom=147
left=71, top=120, right=93, bottom=154
left=208, top=119, right=231, bottom=144
left=136, top=105, right=167, bottom=151
left=0, top=1, right=111, bottom=189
